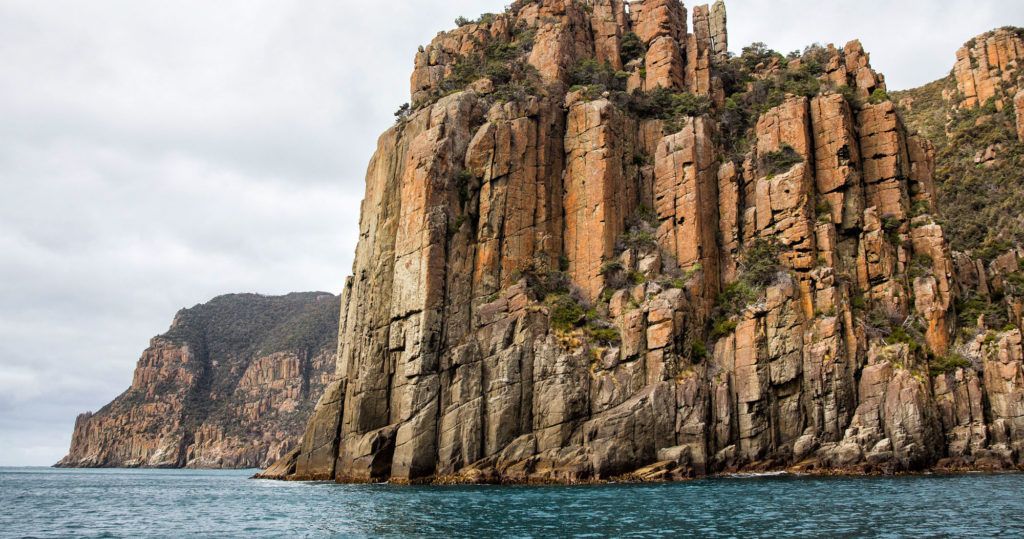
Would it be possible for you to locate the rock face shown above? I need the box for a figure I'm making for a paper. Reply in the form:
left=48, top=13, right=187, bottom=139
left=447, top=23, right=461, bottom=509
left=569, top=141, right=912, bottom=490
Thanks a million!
left=263, top=1, right=1024, bottom=483
left=952, top=27, right=1024, bottom=110
left=58, top=293, right=338, bottom=469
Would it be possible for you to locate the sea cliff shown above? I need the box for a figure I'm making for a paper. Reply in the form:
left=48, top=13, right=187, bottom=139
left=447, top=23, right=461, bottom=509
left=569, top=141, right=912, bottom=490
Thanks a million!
left=58, top=292, right=338, bottom=469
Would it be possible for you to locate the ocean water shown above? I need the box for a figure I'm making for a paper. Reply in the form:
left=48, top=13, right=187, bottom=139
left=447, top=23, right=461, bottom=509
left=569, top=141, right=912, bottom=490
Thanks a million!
left=1, top=468, right=1023, bottom=538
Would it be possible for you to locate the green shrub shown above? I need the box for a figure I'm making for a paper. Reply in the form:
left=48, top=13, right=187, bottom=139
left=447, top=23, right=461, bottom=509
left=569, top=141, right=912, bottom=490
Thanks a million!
left=863, top=304, right=904, bottom=339
left=710, top=318, right=738, bottom=340
left=621, top=227, right=658, bottom=251
left=394, top=103, right=411, bottom=123
left=635, top=205, right=659, bottom=227
left=588, top=327, right=621, bottom=345
left=425, top=26, right=539, bottom=106
left=742, top=239, right=783, bottom=287
left=690, top=340, right=708, bottom=361
left=715, top=281, right=759, bottom=321
left=600, top=261, right=624, bottom=276
left=663, top=278, right=687, bottom=289
left=455, top=16, right=471, bottom=27
left=1006, top=272, right=1024, bottom=297
left=910, top=200, right=931, bottom=217
left=740, top=42, right=784, bottom=71
left=448, top=214, right=466, bottom=236
left=881, top=216, right=903, bottom=245
left=851, top=294, right=867, bottom=310
left=454, top=169, right=473, bottom=205
left=889, top=325, right=922, bottom=354
left=628, top=271, right=647, bottom=285
left=956, top=292, right=1009, bottom=330
left=868, top=88, right=891, bottom=104
left=711, top=239, right=782, bottom=328
left=518, top=259, right=571, bottom=300
left=929, top=353, right=972, bottom=376
left=895, top=75, right=1024, bottom=253
left=620, top=32, right=646, bottom=65
left=760, top=144, right=803, bottom=176
left=547, top=294, right=586, bottom=331
left=568, top=58, right=627, bottom=94
left=795, top=44, right=829, bottom=76
left=975, top=240, right=1013, bottom=264
left=777, top=68, right=821, bottom=98
left=835, top=85, right=862, bottom=108
left=625, top=88, right=712, bottom=125
left=633, top=153, right=654, bottom=167
left=816, top=200, right=833, bottom=223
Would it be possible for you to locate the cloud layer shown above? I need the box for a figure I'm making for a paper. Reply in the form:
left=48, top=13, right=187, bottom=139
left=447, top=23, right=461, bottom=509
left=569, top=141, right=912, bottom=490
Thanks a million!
left=1, top=0, right=1020, bottom=466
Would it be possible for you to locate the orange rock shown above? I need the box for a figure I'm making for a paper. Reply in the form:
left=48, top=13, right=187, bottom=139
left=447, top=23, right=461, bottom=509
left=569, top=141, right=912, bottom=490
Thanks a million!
left=953, top=28, right=1024, bottom=110
left=857, top=102, right=910, bottom=219
left=630, top=0, right=686, bottom=46
left=258, top=2, right=1024, bottom=485
left=1016, top=90, right=1024, bottom=141
left=717, top=161, right=741, bottom=283
left=684, top=33, right=713, bottom=97
left=590, top=0, right=628, bottom=70
left=810, top=94, right=861, bottom=195
left=709, top=1, right=729, bottom=61
left=653, top=116, right=720, bottom=302
left=564, top=98, right=638, bottom=301
left=644, top=36, right=686, bottom=91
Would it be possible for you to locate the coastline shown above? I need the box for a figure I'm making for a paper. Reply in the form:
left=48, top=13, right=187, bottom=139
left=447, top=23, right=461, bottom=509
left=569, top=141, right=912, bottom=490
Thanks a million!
left=253, top=462, right=1024, bottom=486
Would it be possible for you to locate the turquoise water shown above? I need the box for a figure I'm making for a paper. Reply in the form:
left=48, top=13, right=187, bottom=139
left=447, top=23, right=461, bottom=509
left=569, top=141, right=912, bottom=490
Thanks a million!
left=2, top=468, right=1023, bottom=538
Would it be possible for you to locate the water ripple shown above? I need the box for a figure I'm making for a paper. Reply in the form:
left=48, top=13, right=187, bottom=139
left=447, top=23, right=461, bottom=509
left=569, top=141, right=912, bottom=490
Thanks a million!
left=1, top=468, right=1023, bottom=538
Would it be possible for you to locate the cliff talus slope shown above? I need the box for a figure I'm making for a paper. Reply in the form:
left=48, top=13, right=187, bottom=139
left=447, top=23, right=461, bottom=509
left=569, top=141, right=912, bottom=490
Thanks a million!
left=263, top=1, right=1024, bottom=483
left=58, top=293, right=339, bottom=469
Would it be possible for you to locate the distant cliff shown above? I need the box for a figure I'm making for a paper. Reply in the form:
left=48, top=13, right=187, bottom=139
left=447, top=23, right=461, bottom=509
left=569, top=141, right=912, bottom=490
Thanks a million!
left=895, top=27, right=1024, bottom=257
left=259, top=0, right=1024, bottom=484
left=57, top=292, right=339, bottom=469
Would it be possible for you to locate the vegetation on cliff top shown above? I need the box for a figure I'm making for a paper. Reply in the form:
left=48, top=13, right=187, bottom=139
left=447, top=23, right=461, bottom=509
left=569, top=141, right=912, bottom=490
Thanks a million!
left=895, top=80, right=1024, bottom=259
left=159, top=293, right=340, bottom=432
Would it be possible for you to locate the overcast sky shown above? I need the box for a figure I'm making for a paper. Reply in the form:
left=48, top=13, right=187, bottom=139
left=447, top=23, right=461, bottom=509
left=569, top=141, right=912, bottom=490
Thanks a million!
left=1, top=0, right=1021, bottom=467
